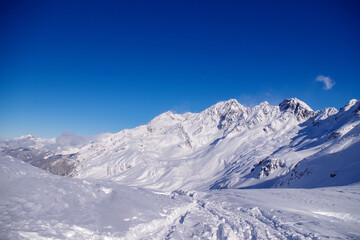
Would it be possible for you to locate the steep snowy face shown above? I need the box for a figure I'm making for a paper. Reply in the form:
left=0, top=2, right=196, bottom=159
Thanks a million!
left=73, top=98, right=317, bottom=190
left=270, top=99, right=360, bottom=188
left=340, top=99, right=359, bottom=112
left=203, top=99, right=247, bottom=120
left=313, top=107, right=338, bottom=122
left=77, top=98, right=360, bottom=191
left=279, top=98, right=314, bottom=121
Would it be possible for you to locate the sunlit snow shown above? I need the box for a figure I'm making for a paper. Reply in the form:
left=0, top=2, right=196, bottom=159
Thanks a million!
left=1, top=98, right=360, bottom=239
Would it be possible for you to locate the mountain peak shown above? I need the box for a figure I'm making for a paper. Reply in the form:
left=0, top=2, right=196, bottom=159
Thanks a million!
left=279, top=98, right=313, bottom=121
left=340, top=99, right=359, bottom=112
left=150, top=110, right=176, bottom=123
left=225, top=98, right=240, bottom=104
left=259, top=101, right=270, bottom=106
left=19, top=135, right=38, bottom=140
left=214, top=99, right=241, bottom=109
left=215, top=99, right=244, bottom=111
left=203, top=98, right=246, bottom=117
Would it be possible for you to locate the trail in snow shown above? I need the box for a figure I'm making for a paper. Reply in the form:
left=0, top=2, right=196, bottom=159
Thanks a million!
left=126, top=188, right=360, bottom=240
left=1, top=155, right=360, bottom=239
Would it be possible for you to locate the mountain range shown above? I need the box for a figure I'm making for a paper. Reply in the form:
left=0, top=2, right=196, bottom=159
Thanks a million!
left=1, top=97, right=359, bottom=191
left=1, top=97, right=360, bottom=239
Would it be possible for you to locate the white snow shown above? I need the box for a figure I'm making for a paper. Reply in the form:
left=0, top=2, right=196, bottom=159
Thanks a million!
left=1, top=155, right=360, bottom=239
left=1, top=98, right=360, bottom=239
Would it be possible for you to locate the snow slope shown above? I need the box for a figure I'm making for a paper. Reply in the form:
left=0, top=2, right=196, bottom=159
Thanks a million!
left=72, top=98, right=360, bottom=191
left=0, top=154, right=187, bottom=239
left=1, top=154, right=360, bottom=239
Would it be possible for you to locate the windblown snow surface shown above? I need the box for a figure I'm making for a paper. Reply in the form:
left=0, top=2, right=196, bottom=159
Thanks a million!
left=1, top=98, right=360, bottom=239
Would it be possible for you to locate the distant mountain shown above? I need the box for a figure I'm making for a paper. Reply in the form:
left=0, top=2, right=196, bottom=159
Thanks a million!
left=0, top=132, right=108, bottom=176
left=1, top=98, right=359, bottom=190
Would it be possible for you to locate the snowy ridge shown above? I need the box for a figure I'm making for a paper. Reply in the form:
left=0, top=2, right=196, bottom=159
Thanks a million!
left=69, top=98, right=360, bottom=191
left=1, top=98, right=359, bottom=191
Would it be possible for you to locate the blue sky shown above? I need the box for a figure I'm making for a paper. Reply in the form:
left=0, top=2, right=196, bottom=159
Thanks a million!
left=1, top=0, right=359, bottom=138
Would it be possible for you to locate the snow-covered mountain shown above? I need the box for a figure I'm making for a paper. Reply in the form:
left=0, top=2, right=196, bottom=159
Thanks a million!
left=2, top=98, right=359, bottom=191
left=0, top=132, right=108, bottom=176
left=1, top=97, right=360, bottom=239
left=0, top=98, right=360, bottom=239
left=73, top=98, right=360, bottom=191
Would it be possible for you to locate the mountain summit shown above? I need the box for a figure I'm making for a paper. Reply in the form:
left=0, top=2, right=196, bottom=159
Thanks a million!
left=279, top=98, right=314, bottom=121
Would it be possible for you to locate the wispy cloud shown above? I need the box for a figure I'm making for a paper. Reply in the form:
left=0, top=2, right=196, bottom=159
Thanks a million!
left=316, top=75, right=335, bottom=90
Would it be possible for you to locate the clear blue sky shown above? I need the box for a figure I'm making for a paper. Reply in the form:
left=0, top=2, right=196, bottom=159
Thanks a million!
left=1, top=0, right=359, bottom=138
